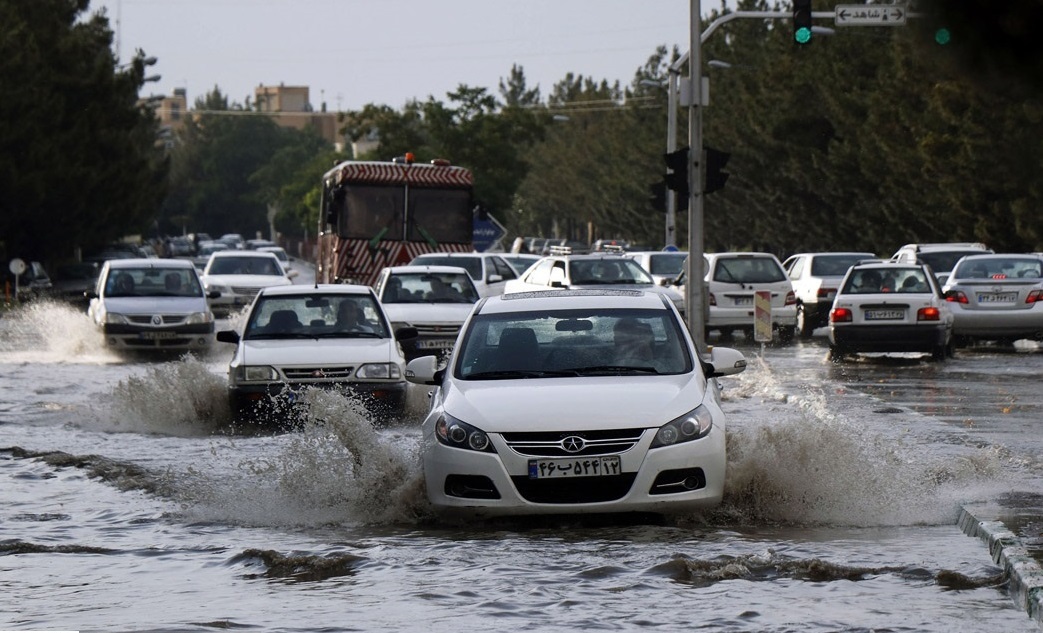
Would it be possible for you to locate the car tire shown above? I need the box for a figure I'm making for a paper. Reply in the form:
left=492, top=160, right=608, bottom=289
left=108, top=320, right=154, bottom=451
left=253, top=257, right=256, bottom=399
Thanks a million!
left=778, top=325, right=796, bottom=345
left=828, top=345, right=846, bottom=362
left=931, top=344, right=948, bottom=362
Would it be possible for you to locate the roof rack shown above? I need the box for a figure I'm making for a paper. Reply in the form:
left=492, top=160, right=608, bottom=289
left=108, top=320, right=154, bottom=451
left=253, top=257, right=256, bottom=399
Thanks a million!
left=548, top=245, right=572, bottom=255
left=599, top=244, right=625, bottom=254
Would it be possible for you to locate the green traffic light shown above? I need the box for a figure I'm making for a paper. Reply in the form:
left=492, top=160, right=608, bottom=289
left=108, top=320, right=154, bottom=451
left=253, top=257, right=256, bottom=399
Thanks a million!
left=934, top=27, right=951, bottom=45
left=795, top=26, right=812, bottom=44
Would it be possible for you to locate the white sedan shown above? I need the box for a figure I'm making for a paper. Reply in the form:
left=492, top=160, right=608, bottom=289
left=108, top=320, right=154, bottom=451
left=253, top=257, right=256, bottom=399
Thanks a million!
left=405, top=289, right=747, bottom=518
left=201, top=250, right=293, bottom=317
left=828, top=261, right=954, bottom=361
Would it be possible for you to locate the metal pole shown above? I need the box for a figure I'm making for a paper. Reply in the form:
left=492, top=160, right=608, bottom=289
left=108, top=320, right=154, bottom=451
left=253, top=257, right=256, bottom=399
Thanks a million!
left=686, top=0, right=706, bottom=351
left=665, top=71, right=678, bottom=249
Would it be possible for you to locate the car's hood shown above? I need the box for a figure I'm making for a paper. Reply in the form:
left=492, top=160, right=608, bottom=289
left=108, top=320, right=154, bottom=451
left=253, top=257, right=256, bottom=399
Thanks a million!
left=382, top=303, right=475, bottom=323
left=444, top=374, right=705, bottom=431
left=98, top=296, right=209, bottom=314
left=202, top=274, right=291, bottom=287
left=241, top=338, right=398, bottom=365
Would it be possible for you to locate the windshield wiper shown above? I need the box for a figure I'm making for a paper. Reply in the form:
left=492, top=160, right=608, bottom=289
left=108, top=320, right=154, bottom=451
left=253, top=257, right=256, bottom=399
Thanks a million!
left=466, top=369, right=579, bottom=380
left=570, top=365, right=660, bottom=375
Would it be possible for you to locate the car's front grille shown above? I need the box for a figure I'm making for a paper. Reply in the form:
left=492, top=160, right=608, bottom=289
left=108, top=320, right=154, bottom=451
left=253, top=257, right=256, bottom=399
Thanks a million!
left=413, top=324, right=461, bottom=337
left=127, top=315, right=190, bottom=325
left=281, top=366, right=355, bottom=380
left=501, top=428, right=645, bottom=457
left=510, top=473, right=636, bottom=503
left=231, top=286, right=263, bottom=297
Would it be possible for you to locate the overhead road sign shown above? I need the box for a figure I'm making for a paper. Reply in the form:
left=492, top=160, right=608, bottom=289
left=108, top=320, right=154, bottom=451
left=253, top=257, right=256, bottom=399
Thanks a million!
left=835, top=4, right=907, bottom=26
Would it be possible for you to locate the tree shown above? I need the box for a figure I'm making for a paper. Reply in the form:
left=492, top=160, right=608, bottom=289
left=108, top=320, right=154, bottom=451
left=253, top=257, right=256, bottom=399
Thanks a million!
left=0, top=0, right=167, bottom=264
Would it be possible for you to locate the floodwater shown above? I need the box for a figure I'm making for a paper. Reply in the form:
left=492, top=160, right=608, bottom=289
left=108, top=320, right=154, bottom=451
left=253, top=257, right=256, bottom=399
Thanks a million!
left=2, top=301, right=1041, bottom=632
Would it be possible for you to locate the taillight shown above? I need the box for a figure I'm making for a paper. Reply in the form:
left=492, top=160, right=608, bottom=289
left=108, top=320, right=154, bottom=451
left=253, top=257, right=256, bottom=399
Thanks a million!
left=784, top=291, right=796, bottom=306
left=817, top=287, right=836, bottom=299
left=917, top=306, right=941, bottom=321
left=830, top=307, right=852, bottom=323
left=945, top=291, right=968, bottom=304
left=709, top=293, right=717, bottom=307
left=1027, top=290, right=1043, bottom=304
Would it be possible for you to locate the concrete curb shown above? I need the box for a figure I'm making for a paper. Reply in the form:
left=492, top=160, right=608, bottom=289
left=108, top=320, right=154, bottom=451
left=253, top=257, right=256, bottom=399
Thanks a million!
left=958, top=506, right=1043, bottom=628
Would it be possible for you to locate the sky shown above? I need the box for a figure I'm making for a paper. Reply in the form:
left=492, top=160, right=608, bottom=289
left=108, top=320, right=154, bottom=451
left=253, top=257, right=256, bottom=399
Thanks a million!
left=90, top=0, right=697, bottom=112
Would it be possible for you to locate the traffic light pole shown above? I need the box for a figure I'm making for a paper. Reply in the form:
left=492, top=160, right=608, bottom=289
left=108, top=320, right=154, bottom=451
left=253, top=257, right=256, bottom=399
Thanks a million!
left=665, top=70, right=678, bottom=249
left=686, top=0, right=706, bottom=351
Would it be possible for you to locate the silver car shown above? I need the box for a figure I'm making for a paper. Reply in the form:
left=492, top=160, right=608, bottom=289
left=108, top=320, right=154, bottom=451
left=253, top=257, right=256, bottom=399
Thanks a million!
left=942, top=253, right=1043, bottom=346
left=87, top=258, right=217, bottom=353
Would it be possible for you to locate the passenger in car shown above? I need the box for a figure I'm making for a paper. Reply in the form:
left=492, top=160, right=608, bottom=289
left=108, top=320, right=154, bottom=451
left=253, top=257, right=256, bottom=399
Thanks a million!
left=164, top=272, right=182, bottom=293
left=613, top=318, right=655, bottom=367
left=335, top=300, right=374, bottom=333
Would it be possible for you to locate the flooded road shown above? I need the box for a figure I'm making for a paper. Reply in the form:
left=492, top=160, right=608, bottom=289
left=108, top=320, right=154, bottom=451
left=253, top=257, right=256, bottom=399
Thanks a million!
left=2, top=301, right=1041, bottom=632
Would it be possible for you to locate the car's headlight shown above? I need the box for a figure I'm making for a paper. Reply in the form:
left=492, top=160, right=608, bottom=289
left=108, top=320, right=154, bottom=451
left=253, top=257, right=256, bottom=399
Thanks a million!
left=434, top=413, right=496, bottom=453
left=207, top=283, right=231, bottom=294
left=104, top=312, right=130, bottom=325
left=650, top=405, right=714, bottom=448
left=357, top=363, right=401, bottom=379
left=185, top=311, right=213, bottom=325
left=234, top=365, right=279, bottom=382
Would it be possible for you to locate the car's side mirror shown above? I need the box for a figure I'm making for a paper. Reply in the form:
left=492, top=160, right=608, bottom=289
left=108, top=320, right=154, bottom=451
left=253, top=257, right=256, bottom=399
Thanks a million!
left=207, top=290, right=221, bottom=299
left=487, top=274, right=503, bottom=283
left=704, top=346, right=747, bottom=378
left=216, top=330, right=239, bottom=344
left=405, top=355, right=440, bottom=386
left=395, top=326, right=419, bottom=342
left=286, top=269, right=299, bottom=279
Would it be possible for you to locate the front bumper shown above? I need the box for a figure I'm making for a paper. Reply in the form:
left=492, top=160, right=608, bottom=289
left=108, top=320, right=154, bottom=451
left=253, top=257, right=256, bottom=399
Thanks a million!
left=422, top=426, right=726, bottom=517
left=101, top=323, right=215, bottom=351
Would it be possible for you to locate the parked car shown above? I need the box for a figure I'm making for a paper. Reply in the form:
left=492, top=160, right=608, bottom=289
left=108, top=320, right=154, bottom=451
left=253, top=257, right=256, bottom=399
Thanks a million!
left=216, top=284, right=411, bottom=426
left=50, top=261, right=101, bottom=310
left=86, top=258, right=217, bottom=353
left=10, top=260, right=53, bottom=302
left=503, top=246, right=686, bottom=317
left=374, top=265, right=480, bottom=362
left=201, top=250, right=294, bottom=318
left=890, top=242, right=992, bottom=286
left=404, top=288, right=747, bottom=518
left=828, top=260, right=954, bottom=361
left=409, top=252, right=518, bottom=297
left=623, top=250, right=689, bottom=286
left=941, top=253, right=1043, bottom=346
left=782, top=251, right=877, bottom=338
left=704, top=252, right=797, bottom=342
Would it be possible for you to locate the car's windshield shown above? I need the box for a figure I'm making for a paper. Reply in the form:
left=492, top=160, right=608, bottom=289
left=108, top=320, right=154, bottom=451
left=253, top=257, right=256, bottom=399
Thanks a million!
left=919, top=251, right=987, bottom=274
left=104, top=268, right=203, bottom=298
left=568, top=259, right=654, bottom=285
left=243, top=295, right=389, bottom=339
left=381, top=273, right=478, bottom=304
left=455, top=308, right=692, bottom=380
left=411, top=256, right=482, bottom=280
left=646, top=253, right=688, bottom=276
left=713, top=257, right=786, bottom=283
left=208, top=256, right=283, bottom=276
left=951, top=257, right=1042, bottom=280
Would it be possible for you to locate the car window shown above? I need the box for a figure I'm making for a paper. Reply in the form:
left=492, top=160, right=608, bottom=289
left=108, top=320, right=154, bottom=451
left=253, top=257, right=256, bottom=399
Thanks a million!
left=490, top=256, right=517, bottom=279
left=918, top=251, right=986, bottom=273
left=647, top=253, right=687, bottom=276
left=383, top=273, right=478, bottom=304
left=713, top=257, right=785, bottom=283
left=455, top=308, right=692, bottom=379
left=105, top=268, right=203, bottom=297
left=810, top=255, right=867, bottom=277
left=412, top=255, right=482, bottom=280
left=244, top=295, right=389, bottom=339
left=952, top=257, right=1042, bottom=280
left=210, top=257, right=282, bottom=276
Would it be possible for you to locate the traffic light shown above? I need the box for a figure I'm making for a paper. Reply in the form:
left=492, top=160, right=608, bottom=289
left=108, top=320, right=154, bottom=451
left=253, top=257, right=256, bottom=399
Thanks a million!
left=704, top=146, right=730, bottom=194
left=663, top=147, right=689, bottom=197
left=793, top=0, right=813, bottom=44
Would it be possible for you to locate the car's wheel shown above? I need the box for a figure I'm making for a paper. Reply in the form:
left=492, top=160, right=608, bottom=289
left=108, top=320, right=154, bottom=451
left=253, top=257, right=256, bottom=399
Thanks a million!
left=795, top=305, right=814, bottom=339
left=778, top=325, right=796, bottom=345
left=952, top=334, right=972, bottom=348
left=828, top=345, right=845, bottom=362
left=931, top=344, right=948, bottom=362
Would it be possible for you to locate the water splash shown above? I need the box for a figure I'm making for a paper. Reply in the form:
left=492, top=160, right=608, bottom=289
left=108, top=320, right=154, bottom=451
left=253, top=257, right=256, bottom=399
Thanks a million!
left=0, top=300, right=117, bottom=362
left=84, top=355, right=232, bottom=436
left=176, top=388, right=430, bottom=527
left=714, top=356, right=1010, bottom=527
